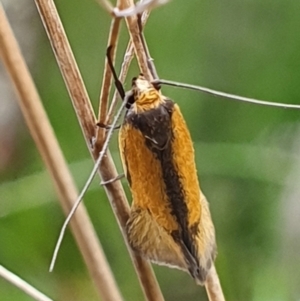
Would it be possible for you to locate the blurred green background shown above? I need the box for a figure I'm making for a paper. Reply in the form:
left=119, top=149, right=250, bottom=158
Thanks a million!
left=1, top=0, right=300, bottom=300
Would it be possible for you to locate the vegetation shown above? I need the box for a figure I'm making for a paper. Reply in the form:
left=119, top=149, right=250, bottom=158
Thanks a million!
left=1, top=0, right=300, bottom=300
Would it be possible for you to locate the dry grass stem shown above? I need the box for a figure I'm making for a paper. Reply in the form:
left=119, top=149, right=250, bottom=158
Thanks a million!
left=205, top=264, right=225, bottom=301
left=98, top=16, right=121, bottom=126
left=105, top=41, right=134, bottom=124
left=96, top=15, right=121, bottom=147
left=106, top=9, right=150, bottom=124
left=94, top=154, right=165, bottom=301
left=103, top=6, right=225, bottom=299
left=100, top=2, right=225, bottom=299
left=137, top=15, right=159, bottom=80
left=3, top=0, right=225, bottom=298
left=0, top=3, right=123, bottom=301
left=34, top=0, right=96, bottom=141
left=119, top=0, right=152, bottom=80
left=34, top=0, right=164, bottom=300
left=0, top=265, right=53, bottom=301
left=97, top=0, right=158, bottom=128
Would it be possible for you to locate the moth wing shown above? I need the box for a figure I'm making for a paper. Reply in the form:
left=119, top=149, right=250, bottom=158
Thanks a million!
left=126, top=206, right=189, bottom=271
left=134, top=104, right=172, bottom=151
left=193, top=191, right=217, bottom=284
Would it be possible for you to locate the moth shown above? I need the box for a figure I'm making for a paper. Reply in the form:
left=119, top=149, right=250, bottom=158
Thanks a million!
left=118, top=74, right=216, bottom=284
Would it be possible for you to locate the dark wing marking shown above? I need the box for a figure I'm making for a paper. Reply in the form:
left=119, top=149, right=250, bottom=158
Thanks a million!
left=125, top=99, right=206, bottom=282
left=126, top=103, right=173, bottom=151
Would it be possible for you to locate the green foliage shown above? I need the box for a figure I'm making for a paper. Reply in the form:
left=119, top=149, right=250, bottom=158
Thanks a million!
left=1, top=0, right=300, bottom=300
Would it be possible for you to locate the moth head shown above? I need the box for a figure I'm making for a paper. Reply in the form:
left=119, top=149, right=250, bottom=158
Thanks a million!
left=131, top=74, right=161, bottom=107
left=132, top=74, right=152, bottom=92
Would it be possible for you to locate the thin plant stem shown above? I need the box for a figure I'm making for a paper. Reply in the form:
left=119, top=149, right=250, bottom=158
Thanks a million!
left=97, top=14, right=121, bottom=129
left=0, top=3, right=123, bottom=301
left=33, top=1, right=165, bottom=300
left=103, top=5, right=226, bottom=298
left=34, top=0, right=96, bottom=141
left=96, top=13, right=121, bottom=149
left=0, top=265, right=53, bottom=301
left=105, top=41, right=134, bottom=124
left=97, top=0, right=165, bottom=131
left=105, top=9, right=150, bottom=125
left=205, top=264, right=226, bottom=301
left=50, top=99, right=127, bottom=272
left=102, top=3, right=226, bottom=299
left=119, top=0, right=152, bottom=80
left=137, top=12, right=159, bottom=80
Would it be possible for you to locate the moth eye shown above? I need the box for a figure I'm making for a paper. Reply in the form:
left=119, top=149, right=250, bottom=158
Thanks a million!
left=132, top=77, right=138, bottom=86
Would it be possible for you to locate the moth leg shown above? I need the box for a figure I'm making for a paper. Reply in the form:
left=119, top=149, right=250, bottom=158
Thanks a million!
left=97, top=122, right=121, bottom=131
left=101, top=174, right=125, bottom=185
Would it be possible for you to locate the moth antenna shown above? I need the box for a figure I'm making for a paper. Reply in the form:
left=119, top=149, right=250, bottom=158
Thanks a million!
left=49, top=99, right=127, bottom=272
left=157, top=79, right=300, bottom=110
left=50, top=48, right=128, bottom=272
left=107, top=45, right=125, bottom=99
left=101, top=173, right=125, bottom=185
